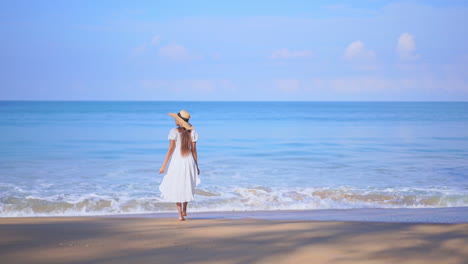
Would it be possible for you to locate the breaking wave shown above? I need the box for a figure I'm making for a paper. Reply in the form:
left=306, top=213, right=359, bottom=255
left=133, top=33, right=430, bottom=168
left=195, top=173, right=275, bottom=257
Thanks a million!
left=1, top=186, right=467, bottom=217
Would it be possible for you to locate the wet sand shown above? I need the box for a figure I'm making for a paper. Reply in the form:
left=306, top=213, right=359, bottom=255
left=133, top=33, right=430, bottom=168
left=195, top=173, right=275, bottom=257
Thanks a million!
left=1, top=216, right=467, bottom=264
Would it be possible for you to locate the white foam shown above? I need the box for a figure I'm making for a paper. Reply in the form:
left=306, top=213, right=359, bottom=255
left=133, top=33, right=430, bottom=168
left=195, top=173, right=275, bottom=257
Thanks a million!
left=1, top=185, right=467, bottom=217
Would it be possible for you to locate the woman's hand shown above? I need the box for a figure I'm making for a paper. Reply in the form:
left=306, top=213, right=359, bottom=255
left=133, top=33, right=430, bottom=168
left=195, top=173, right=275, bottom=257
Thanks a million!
left=197, top=167, right=200, bottom=175
left=159, top=166, right=165, bottom=174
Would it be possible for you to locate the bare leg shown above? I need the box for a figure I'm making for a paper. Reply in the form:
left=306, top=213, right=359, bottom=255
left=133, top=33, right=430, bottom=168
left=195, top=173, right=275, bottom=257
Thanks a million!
left=176, top=203, right=185, bottom=221
left=182, top=202, right=188, bottom=216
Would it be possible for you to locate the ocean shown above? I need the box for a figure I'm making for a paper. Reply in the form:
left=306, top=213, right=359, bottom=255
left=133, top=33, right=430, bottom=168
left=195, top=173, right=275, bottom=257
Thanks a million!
left=1, top=101, right=467, bottom=217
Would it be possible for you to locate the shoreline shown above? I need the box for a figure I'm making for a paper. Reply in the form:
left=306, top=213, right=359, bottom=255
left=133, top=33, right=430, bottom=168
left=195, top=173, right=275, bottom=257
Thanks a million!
left=110, top=207, right=468, bottom=224
left=2, top=207, right=468, bottom=223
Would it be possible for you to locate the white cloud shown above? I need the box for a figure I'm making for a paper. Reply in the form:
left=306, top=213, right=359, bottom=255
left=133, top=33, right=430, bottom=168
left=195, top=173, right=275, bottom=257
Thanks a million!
left=151, top=35, right=160, bottom=45
left=308, top=76, right=468, bottom=94
left=131, top=35, right=159, bottom=56
left=344, top=41, right=376, bottom=60
left=141, top=79, right=237, bottom=94
left=273, top=79, right=300, bottom=93
left=343, top=41, right=377, bottom=70
left=132, top=36, right=202, bottom=61
left=311, top=77, right=393, bottom=93
left=397, top=33, right=419, bottom=60
left=158, top=43, right=201, bottom=61
left=132, top=43, right=147, bottom=56
left=270, top=48, right=312, bottom=59
left=190, top=80, right=216, bottom=93
left=211, top=53, right=221, bottom=60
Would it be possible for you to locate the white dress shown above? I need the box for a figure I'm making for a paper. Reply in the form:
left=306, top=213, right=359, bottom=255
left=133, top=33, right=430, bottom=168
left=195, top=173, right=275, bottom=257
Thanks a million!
left=159, top=128, right=200, bottom=202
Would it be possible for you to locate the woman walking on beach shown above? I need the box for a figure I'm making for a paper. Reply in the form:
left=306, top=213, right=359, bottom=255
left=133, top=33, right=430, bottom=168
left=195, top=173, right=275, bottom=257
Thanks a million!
left=159, top=110, right=200, bottom=221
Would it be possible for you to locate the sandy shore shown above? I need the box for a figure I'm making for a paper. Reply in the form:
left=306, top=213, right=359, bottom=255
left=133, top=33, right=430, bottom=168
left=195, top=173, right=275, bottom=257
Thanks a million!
left=1, top=216, right=467, bottom=264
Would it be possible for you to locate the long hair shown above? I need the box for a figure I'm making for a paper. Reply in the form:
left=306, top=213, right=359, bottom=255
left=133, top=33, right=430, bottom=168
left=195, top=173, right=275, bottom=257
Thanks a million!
left=177, top=126, right=192, bottom=157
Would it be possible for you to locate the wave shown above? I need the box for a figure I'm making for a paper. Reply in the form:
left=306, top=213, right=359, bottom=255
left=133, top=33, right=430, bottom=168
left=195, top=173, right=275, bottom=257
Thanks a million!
left=1, top=186, right=467, bottom=217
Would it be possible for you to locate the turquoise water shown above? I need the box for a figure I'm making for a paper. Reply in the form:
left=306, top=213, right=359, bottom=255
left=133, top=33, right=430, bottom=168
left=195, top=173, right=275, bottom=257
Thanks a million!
left=1, top=101, right=468, bottom=216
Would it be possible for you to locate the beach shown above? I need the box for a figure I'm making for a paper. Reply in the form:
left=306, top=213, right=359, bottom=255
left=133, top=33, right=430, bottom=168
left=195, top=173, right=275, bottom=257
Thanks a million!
left=1, top=210, right=468, bottom=264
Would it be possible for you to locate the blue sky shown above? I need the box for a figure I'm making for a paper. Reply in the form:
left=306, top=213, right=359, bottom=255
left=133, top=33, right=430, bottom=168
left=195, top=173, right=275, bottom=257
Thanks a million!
left=1, top=0, right=467, bottom=101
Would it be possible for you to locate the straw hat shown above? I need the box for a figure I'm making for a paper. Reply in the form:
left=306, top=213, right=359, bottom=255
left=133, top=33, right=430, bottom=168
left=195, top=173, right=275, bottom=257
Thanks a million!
left=168, top=110, right=194, bottom=130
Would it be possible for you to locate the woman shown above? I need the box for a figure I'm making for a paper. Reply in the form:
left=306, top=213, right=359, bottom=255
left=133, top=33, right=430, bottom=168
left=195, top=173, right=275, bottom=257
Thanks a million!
left=159, top=110, right=200, bottom=221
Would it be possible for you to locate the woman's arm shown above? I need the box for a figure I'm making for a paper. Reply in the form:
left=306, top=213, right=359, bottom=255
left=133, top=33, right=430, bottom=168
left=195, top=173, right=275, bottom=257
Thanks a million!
left=159, top=140, right=176, bottom=174
left=191, top=142, right=200, bottom=175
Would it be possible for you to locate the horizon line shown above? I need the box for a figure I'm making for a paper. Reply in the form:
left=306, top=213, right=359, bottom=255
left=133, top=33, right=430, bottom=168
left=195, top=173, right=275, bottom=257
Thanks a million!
left=1, top=99, right=468, bottom=103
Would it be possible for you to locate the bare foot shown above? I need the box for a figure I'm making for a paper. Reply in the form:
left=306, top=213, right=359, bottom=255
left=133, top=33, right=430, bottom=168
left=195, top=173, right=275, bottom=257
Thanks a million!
left=182, top=212, right=187, bottom=216
left=178, top=217, right=185, bottom=221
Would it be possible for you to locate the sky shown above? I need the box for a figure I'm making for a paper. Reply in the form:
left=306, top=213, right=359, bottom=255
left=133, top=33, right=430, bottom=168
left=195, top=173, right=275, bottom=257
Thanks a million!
left=0, top=0, right=467, bottom=101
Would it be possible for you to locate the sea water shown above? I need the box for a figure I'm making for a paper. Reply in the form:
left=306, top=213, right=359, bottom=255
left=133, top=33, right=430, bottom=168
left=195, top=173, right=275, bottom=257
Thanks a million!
left=1, top=101, right=467, bottom=217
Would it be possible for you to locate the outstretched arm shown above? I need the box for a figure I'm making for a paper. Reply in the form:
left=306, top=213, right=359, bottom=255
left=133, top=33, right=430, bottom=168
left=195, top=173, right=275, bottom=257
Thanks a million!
left=159, top=140, right=176, bottom=174
left=191, top=142, right=200, bottom=175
